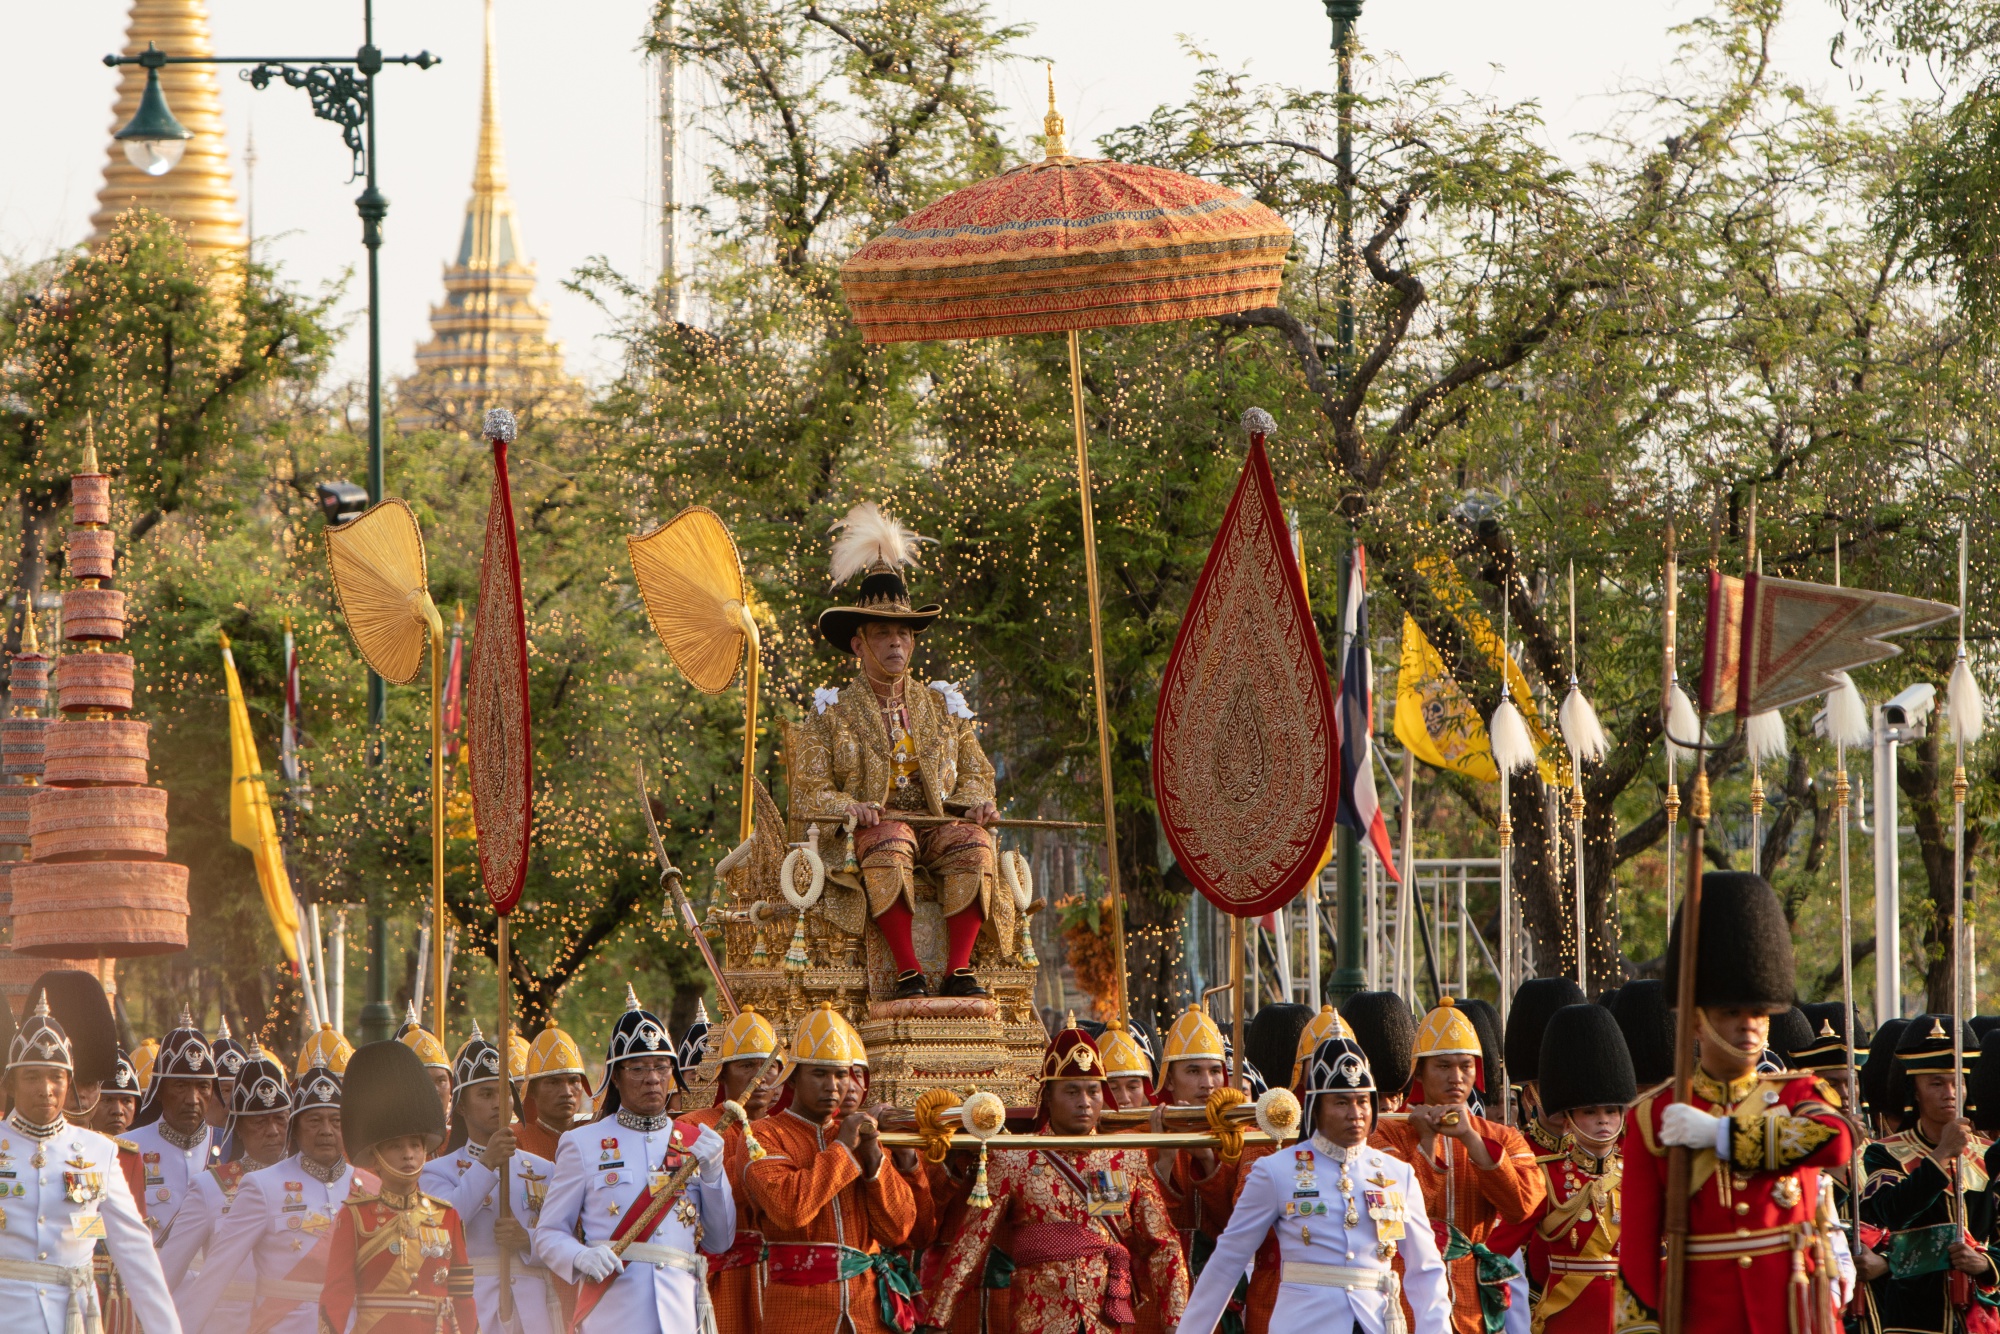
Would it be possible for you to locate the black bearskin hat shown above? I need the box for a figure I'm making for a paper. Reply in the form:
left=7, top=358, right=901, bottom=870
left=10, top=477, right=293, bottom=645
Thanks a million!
left=1538, top=1004, right=1637, bottom=1115
left=1968, top=1030, right=2000, bottom=1134
left=1595, top=986, right=1623, bottom=1009
left=1766, top=1007, right=1815, bottom=1068
left=30, top=970, right=118, bottom=1089
left=1971, top=1016, right=2000, bottom=1044
left=1610, top=979, right=1676, bottom=1086
left=1663, top=872, right=1796, bottom=1012
left=340, top=1040, right=447, bottom=1157
left=1860, top=1017, right=1910, bottom=1124
left=1339, top=992, right=1417, bottom=1097
left=1505, top=978, right=1586, bottom=1091
left=1459, top=998, right=1504, bottom=1097
left=1245, top=1004, right=1313, bottom=1101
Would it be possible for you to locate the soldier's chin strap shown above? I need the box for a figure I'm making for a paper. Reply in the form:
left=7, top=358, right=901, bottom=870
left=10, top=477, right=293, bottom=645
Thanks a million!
left=1694, top=1006, right=1767, bottom=1081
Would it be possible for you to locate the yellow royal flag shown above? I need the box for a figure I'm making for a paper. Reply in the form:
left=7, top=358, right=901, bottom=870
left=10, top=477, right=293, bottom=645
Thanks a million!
left=1394, top=614, right=1559, bottom=783
left=222, top=634, right=302, bottom=962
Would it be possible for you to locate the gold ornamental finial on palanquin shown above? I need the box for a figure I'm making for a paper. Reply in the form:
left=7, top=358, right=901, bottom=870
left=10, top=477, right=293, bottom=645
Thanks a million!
left=1043, top=66, right=1067, bottom=160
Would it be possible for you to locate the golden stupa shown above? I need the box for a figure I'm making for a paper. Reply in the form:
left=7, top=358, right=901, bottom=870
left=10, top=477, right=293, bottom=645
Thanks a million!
left=397, top=0, right=577, bottom=433
left=89, top=0, right=247, bottom=279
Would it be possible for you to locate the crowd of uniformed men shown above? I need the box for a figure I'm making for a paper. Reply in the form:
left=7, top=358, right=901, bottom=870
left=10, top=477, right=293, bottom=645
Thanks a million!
left=2, top=869, right=1994, bottom=1334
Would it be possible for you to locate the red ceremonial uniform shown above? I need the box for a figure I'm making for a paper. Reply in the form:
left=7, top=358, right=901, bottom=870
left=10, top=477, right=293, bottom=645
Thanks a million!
left=1617, top=1069, right=1850, bottom=1334
left=915, top=1155, right=1013, bottom=1334
left=1524, top=1143, right=1621, bottom=1334
left=316, top=1187, right=478, bottom=1334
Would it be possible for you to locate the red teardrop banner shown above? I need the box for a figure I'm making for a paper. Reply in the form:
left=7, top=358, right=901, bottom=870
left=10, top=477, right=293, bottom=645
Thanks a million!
left=1153, top=436, right=1340, bottom=919
left=469, top=424, right=533, bottom=918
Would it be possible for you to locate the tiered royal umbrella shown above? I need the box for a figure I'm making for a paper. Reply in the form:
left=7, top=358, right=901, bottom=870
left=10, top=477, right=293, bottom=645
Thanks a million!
left=840, top=76, right=1293, bottom=1020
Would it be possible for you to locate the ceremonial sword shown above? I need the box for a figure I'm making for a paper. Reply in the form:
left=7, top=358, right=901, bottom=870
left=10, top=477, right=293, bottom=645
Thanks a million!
left=635, top=761, right=739, bottom=1017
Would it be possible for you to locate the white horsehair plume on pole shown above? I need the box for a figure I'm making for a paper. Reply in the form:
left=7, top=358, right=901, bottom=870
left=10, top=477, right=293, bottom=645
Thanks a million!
left=1951, top=523, right=1985, bottom=744
left=1559, top=561, right=1610, bottom=764
left=1745, top=710, right=1790, bottom=766
left=1665, top=678, right=1699, bottom=771
left=1822, top=673, right=1871, bottom=748
left=1490, top=688, right=1538, bottom=775
left=829, top=501, right=933, bottom=585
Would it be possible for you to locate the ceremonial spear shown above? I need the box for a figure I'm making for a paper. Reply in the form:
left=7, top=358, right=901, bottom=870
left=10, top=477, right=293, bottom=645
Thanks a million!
left=1820, top=536, right=1869, bottom=1226
left=1558, top=561, right=1609, bottom=990
left=468, top=407, right=535, bottom=1322
left=1948, top=524, right=1984, bottom=1128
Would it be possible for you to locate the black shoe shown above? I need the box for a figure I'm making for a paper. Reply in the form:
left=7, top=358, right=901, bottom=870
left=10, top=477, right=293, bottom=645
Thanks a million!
left=893, top=970, right=929, bottom=1000
left=939, top=968, right=987, bottom=998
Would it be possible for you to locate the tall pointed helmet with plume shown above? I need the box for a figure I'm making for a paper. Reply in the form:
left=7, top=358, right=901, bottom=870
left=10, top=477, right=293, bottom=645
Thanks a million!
left=815, top=502, right=943, bottom=652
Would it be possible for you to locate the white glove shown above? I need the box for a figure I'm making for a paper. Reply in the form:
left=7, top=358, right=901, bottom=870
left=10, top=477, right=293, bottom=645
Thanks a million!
left=574, top=1245, right=625, bottom=1282
left=1660, top=1103, right=1726, bottom=1155
left=692, top=1123, right=727, bottom=1184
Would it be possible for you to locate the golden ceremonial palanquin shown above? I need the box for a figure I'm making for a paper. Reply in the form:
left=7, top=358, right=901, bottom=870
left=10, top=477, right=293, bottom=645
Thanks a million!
left=691, top=769, right=1047, bottom=1108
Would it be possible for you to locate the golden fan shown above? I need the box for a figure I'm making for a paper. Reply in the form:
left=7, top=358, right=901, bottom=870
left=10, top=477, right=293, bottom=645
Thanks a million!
left=627, top=506, right=761, bottom=841
left=325, top=498, right=448, bottom=1026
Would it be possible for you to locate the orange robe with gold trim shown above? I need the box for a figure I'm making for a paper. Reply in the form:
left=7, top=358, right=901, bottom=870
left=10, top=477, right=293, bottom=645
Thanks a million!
left=1371, top=1114, right=1547, bottom=1334
left=745, top=1109, right=917, bottom=1334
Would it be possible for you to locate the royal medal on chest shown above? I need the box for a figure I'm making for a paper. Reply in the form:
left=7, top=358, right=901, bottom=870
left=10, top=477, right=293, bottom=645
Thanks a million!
left=1365, top=1172, right=1406, bottom=1248
left=1085, top=1168, right=1131, bottom=1217
left=63, top=1155, right=102, bottom=1205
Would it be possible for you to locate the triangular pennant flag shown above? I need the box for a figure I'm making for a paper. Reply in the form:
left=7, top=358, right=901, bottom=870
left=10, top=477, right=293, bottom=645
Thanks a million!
left=1735, top=574, right=1956, bottom=716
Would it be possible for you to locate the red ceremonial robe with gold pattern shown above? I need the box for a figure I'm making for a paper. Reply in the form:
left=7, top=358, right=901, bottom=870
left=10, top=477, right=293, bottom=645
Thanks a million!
left=930, top=1138, right=1188, bottom=1334
left=316, top=1188, right=477, bottom=1334
left=1617, top=1070, right=1850, bottom=1334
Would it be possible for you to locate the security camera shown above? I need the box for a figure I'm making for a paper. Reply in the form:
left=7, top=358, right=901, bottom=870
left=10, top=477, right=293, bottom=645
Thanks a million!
left=1878, top=683, right=1936, bottom=741
left=316, top=480, right=369, bottom=525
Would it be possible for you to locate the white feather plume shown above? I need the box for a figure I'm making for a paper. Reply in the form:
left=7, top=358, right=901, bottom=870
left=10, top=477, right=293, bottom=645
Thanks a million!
left=1746, top=710, right=1789, bottom=766
left=1822, top=672, right=1871, bottom=749
left=829, top=502, right=930, bottom=585
left=1665, top=680, right=1699, bottom=773
left=1950, top=656, right=1987, bottom=745
left=1558, top=683, right=1610, bottom=765
left=1489, top=698, right=1537, bottom=776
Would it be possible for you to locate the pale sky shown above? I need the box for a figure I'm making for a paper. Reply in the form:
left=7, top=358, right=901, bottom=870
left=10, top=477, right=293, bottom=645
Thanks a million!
left=5, top=1, right=1881, bottom=391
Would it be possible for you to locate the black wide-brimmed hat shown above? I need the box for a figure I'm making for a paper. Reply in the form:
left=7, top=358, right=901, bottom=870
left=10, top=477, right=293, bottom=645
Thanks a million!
left=341, top=1040, right=447, bottom=1157
left=1861, top=1017, right=1910, bottom=1122
left=1792, top=1003, right=1862, bottom=1072
left=1766, top=1006, right=1815, bottom=1068
left=30, top=970, right=118, bottom=1089
left=1339, top=991, right=1417, bottom=1097
left=1539, top=1004, right=1638, bottom=1115
left=1968, top=1031, right=2000, bottom=1133
left=1663, top=872, right=1796, bottom=1012
left=1611, top=979, right=1676, bottom=1086
left=815, top=503, right=942, bottom=652
left=1896, top=1013, right=1975, bottom=1082
left=1505, top=978, right=1587, bottom=1090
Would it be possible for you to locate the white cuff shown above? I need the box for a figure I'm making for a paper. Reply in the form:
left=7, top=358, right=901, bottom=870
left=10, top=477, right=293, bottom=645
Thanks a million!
left=1715, top=1114, right=1733, bottom=1162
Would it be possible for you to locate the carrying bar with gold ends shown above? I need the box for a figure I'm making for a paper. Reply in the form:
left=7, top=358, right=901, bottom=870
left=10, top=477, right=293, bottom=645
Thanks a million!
left=877, top=1131, right=1281, bottom=1152
left=874, top=1102, right=1262, bottom=1132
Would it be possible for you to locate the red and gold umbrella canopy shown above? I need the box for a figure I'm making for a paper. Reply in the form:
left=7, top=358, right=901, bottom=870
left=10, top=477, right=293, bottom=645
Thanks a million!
left=842, top=152, right=1291, bottom=341
left=838, top=78, right=1294, bottom=1024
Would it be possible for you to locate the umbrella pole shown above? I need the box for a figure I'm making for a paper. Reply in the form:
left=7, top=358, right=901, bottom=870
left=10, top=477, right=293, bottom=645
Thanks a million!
left=1068, top=329, right=1129, bottom=1021
left=739, top=607, right=761, bottom=844
left=497, top=914, right=515, bottom=1322
left=429, top=605, right=448, bottom=1038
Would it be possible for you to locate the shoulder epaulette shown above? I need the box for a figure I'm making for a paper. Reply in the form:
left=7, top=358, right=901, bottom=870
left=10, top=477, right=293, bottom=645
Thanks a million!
left=114, top=1137, right=138, bottom=1154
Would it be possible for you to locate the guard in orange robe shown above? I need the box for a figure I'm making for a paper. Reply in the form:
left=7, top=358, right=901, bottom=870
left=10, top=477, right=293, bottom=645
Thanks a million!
left=1522, top=1003, right=1635, bottom=1334
left=317, top=1039, right=478, bottom=1334
left=1372, top=996, right=1545, bottom=1334
left=515, top=1018, right=591, bottom=1163
left=746, top=1004, right=917, bottom=1334
left=1618, top=873, right=1852, bottom=1334
left=680, top=1008, right=783, bottom=1334
left=928, top=1019, right=1189, bottom=1334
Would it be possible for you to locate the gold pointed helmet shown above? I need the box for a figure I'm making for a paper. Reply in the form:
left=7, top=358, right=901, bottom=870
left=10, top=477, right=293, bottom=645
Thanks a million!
left=1413, top=996, right=1482, bottom=1060
left=295, top=1023, right=354, bottom=1077
left=525, top=1018, right=586, bottom=1080
left=717, top=1007, right=779, bottom=1065
left=792, top=1002, right=866, bottom=1068
left=131, top=1037, right=161, bottom=1092
left=507, top=1031, right=531, bottom=1080
left=1162, top=1005, right=1226, bottom=1066
left=1096, top=1019, right=1154, bottom=1080
left=397, top=1013, right=450, bottom=1073
left=1293, top=1004, right=1356, bottom=1084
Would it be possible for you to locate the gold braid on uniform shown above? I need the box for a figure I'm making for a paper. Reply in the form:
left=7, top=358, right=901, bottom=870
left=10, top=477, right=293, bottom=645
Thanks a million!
left=1727, top=1079, right=1841, bottom=1172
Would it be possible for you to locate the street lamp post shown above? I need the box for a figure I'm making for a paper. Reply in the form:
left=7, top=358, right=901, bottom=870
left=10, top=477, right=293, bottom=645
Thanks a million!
left=105, top=6, right=438, bottom=1046
left=1324, top=0, right=1367, bottom=1002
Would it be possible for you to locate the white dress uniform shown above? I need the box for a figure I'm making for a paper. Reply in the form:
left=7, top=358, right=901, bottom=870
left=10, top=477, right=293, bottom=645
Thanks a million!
left=0, top=1110, right=183, bottom=1334
left=123, top=1122, right=213, bottom=1240
left=533, top=1113, right=736, bottom=1334
left=155, top=1163, right=259, bottom=1325
left=1180, top=1134, right=1452, bottom=1334
left=173, top=1154, right=363, bottom=1334
left=422, top=1139, right=562, bottom=1334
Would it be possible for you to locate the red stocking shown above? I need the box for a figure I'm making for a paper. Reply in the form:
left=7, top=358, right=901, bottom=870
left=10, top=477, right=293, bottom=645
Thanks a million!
left=945, top=905, right=983, bottom=973
left=875, top=901, right=923, bottom=976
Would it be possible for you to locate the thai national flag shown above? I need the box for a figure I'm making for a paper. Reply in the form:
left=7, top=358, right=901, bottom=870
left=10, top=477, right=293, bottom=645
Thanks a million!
left=1335, top=547, right=1402, bottom=881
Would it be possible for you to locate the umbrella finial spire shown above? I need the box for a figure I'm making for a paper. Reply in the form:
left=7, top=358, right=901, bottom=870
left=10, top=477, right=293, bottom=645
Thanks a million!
left=1044, top=65, right=1067, bottom=160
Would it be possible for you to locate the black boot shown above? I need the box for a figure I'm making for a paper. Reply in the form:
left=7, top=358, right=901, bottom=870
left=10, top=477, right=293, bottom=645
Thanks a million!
left=939, top=968, right=987, bottom=998
left=892, top=970, right=929, bottom=1000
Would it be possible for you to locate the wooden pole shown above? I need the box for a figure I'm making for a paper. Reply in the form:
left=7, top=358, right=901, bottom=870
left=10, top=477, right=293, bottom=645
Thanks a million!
left=1230, top=914, right=1246, bottom=1088
left=497, top=914, right=514, bottom=1322
left=1068, top=330, right=1128, bottom=1022
left=429, top=605, right=447, bottom=1038
left=739, top=608, right=760, bottom=844
left=1661, top=744, right=1710, bottom=1334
